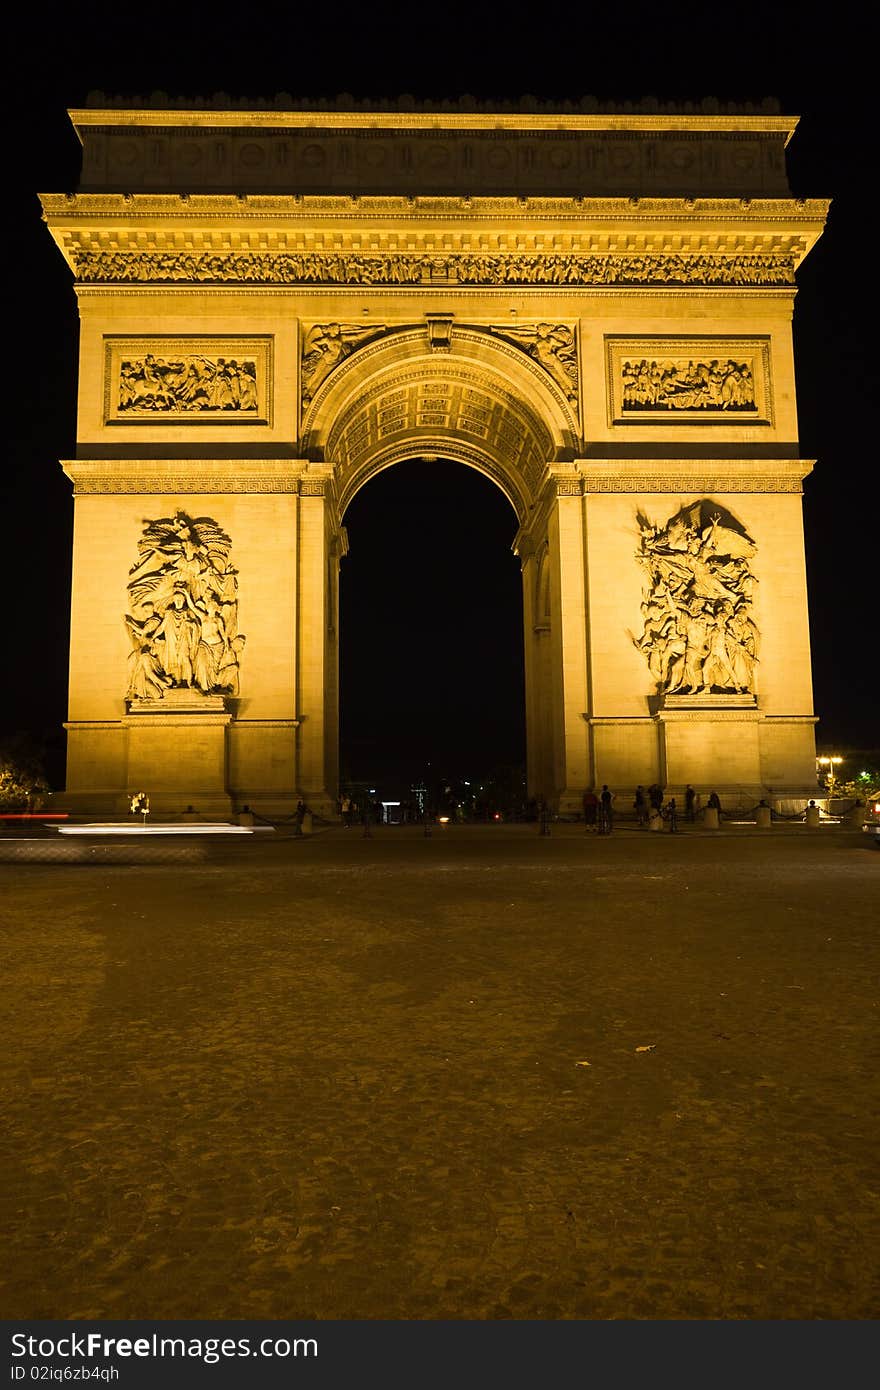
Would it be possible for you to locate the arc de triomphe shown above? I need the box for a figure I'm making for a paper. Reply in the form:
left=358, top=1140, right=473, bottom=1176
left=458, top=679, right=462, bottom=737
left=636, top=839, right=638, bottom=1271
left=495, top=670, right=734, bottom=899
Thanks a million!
left=41, top=102, right=828, bottom=816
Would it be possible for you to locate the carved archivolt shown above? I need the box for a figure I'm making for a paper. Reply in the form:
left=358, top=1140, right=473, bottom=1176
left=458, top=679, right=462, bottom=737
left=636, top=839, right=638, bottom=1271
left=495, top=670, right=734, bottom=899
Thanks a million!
left=325, top=364, right=552, bottom=500
left=74, top=250, right=796, bottom=287
left=104, top=338, right=272, bottom=423
left=124, top=512, right=245, bottom=701
left=301, top=322, right=580, bottom=443
left=634, top=500, right=758, bottom=698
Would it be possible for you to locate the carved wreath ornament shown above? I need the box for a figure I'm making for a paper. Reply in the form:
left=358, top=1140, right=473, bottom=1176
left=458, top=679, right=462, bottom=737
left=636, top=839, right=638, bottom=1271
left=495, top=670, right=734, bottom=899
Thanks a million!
left=123, top=512, right=246, bottom=701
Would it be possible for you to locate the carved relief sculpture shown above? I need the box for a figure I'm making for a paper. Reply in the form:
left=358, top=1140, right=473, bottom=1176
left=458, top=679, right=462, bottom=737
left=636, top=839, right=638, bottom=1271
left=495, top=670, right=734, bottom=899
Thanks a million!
left=633, top=500, right=758, bottom=697
left=621, top=357, right=755, bottom=411
left=491, top=323, right=579, bottom=403
left=105, top=338, right=272, bottom=424
left=118, top=354, right=258, bottom=413
left=607, top=338, right=771, bottom=424
left=124, top=512, right=246, bottom=700
left=301, top=323, right=387, bottom=405
left=76, top=250, right=797, bottom=288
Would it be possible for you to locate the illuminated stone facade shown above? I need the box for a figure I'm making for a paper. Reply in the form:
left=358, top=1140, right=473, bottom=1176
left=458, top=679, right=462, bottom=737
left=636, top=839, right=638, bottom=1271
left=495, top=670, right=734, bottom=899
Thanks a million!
left=42, top=103, right=828, bottom=814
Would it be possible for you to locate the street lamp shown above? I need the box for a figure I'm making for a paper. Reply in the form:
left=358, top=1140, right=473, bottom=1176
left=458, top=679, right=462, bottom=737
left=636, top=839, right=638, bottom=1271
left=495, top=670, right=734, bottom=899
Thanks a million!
left=817, top=755, right=843, bottom=799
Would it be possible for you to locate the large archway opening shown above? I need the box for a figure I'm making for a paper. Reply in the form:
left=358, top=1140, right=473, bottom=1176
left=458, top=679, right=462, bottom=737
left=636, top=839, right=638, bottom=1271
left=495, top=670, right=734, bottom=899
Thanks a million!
left=339, top=457, right=526, bottom=819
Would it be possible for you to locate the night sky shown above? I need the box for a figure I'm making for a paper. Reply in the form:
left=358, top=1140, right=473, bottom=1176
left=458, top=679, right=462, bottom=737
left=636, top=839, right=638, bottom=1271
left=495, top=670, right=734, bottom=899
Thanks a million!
left=6, top=4, right=875, bottom=792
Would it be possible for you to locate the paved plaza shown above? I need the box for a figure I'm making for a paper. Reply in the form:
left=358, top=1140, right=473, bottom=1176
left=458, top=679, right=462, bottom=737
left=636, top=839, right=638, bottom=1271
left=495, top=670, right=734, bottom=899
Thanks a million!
left=1, top=822, right=877, bottom=1320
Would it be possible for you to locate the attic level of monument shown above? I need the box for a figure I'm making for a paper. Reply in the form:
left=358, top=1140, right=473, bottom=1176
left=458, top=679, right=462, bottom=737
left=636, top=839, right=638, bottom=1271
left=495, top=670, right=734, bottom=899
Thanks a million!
left=70, top=108, right=798, bottom=198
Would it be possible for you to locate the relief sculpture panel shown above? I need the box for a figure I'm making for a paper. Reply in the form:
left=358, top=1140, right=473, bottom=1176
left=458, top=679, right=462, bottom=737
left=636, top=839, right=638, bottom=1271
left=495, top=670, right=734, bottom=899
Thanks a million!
left=490, top=323, right=579, bottom=407
left=124, top=512, right=246, bottom=702
left=77, top=251, right=797, bottom=288
left=633, top=500, right=759, bottom=699
left=606, top=338, right=772, bottom=425
left=301, top=323, right=388, bottom=405
left=104, top=338, right=272, bottom=424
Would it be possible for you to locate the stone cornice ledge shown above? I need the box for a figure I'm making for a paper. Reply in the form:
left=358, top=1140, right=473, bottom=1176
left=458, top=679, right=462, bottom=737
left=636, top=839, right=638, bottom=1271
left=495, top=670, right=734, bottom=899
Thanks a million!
left=61, top=458, right=321, bottom=494
left=571, top=457, right=815, bottom=494
left=69, top=110, right=799, bottom=137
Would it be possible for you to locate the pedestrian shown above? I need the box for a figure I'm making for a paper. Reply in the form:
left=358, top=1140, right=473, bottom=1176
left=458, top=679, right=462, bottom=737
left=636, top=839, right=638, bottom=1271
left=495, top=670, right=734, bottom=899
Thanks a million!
left=599, top=784, right=613, bottom=834
left=583, top=788, right=599, bottom=831
left=664, top=796, right=678, bottom=832
left=648, top=783, right=664, bottom=813
left=341, top=794, right=352, bottom=828
left=634, top=785, right=648, bottom=827
left=294, top=798, right=308, bottom=836
left=707, top=790, right=721, bottom=811
left=685, top=784, right=696, bottom=822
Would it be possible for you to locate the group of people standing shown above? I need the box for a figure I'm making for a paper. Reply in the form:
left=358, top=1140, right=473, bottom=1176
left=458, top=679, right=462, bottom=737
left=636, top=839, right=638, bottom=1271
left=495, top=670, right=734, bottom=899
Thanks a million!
left=583, top=783, right=722, bottom=832
left=582, top=785, right=615, bottom=834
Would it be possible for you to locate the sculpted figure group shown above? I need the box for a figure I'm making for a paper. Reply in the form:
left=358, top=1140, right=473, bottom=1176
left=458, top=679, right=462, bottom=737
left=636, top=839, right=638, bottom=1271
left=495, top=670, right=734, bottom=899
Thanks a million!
left=634, top=502, right=758, bottom=696
left=118, top=354, right=258, bottom=412
left=301, top=323, right=387, bottom=404
left=621, top=357, right=756, bottom=412
left=492, top=323, right=579, bottom=402
left=77, top=249, right=797, bottom=289
left=124, top=512, right=246, bottom=701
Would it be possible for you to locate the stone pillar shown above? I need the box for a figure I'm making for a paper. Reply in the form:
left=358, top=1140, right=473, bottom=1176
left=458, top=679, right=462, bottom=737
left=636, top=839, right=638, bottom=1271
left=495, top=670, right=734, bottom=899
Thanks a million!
left=520, top=545, right=555, bottom=805
left=123, top=693, right=233, bottom=818
left=545, top=482, right=590, bottom=815
left=296, top=477, right=338, bottom=816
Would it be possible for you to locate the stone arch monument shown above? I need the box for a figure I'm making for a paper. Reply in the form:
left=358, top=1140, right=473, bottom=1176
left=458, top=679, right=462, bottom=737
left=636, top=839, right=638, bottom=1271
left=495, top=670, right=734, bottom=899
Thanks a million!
left=41, top=101, right=828, bottom=815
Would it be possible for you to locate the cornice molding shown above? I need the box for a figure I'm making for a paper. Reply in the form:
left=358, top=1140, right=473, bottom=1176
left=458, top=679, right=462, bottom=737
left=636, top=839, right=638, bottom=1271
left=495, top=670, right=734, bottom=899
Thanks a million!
left=42, top=193, right=827, bottom=279
left=43, top=192, right=828, bottom=218
left=72, top=284, right=799, bottom=303
left=61, top=458, right=310, bottom=494
left=69, top=109, right=800, bottom=139
left=570, top=457, right=814, bottom=494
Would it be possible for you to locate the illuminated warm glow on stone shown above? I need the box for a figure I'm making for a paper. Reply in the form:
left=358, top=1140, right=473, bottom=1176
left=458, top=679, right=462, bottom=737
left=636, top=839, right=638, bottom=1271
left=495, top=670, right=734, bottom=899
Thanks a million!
left=40, top=104, right=828, bottom=818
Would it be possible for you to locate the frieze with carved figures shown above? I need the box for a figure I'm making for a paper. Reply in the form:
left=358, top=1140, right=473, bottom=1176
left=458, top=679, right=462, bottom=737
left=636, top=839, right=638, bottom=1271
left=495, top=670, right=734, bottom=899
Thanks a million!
left=76, top=250, right=796, bottom=287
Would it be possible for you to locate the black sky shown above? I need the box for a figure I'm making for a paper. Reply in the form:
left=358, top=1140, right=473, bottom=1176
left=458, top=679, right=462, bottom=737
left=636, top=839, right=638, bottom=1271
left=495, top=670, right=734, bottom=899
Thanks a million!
left=6, top=4, right=876, bottom=789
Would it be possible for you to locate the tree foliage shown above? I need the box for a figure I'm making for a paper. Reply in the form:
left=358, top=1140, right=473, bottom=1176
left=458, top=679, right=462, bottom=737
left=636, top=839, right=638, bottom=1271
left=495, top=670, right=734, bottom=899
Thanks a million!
left=0, top=734, right=50, bottom=810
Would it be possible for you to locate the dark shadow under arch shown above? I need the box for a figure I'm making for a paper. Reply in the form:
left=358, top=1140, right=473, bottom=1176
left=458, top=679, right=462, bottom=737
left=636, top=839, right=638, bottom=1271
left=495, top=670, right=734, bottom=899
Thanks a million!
left=339, top=457, right=525, bottom=800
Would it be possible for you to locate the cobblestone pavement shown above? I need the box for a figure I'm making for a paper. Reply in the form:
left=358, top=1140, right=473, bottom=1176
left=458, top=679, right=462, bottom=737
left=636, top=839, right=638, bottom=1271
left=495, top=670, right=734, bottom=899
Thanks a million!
left=1, top=824, right=877, bottom=1320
